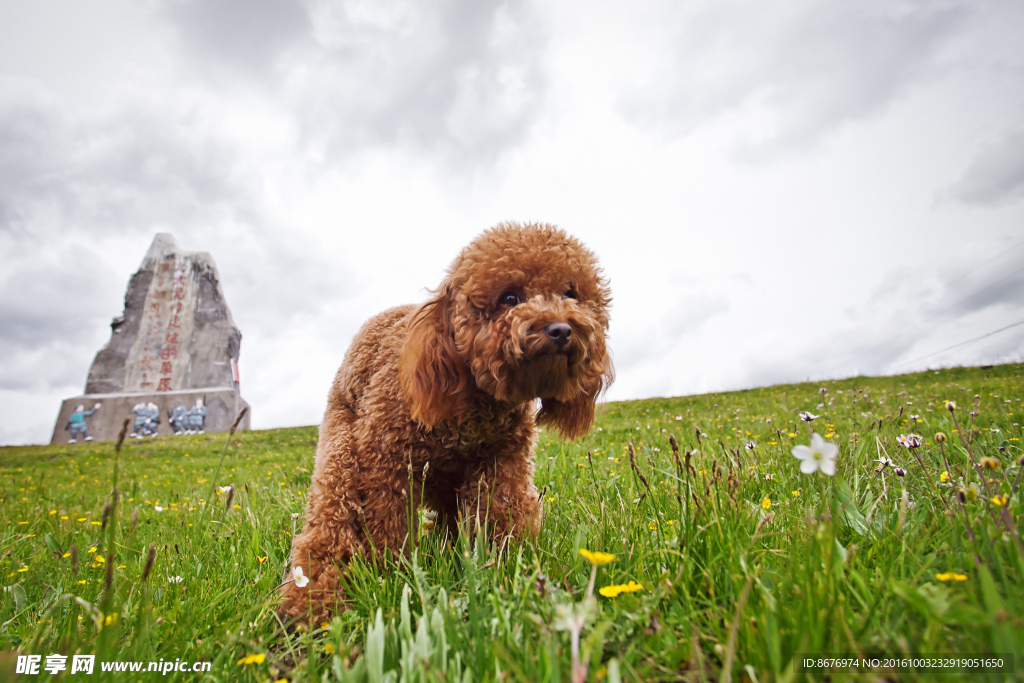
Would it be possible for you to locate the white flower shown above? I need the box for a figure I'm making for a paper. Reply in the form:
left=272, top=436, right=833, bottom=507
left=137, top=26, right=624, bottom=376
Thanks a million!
left=792, top=433, right=839, bottom=476
left=876, top=455, right=893, bottom=467
left=799, top=411, right=819, bottom=422
left=154, top=506, right=164, bottom=512
left=290, top=513, right=300, bottom=520
left=168, top=576, right=183, bottom=584
left=219, top=486, right=232, bottom=493
left=292, top=566, right=309, bottom=588
left=896, top=434, right=922, bottom=449
left=745, top=441, right=756, bottom=451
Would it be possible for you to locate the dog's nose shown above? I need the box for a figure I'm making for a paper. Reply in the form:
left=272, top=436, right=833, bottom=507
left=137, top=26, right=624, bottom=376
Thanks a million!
left=544, top=322, right=572, bottom=347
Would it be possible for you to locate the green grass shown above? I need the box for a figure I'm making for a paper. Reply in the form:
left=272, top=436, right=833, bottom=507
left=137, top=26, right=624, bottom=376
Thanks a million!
left=2, top=363, right=1023, bottom=681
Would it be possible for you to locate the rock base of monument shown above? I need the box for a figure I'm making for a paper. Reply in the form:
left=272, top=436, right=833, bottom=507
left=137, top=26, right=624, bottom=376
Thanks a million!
left=51, top=388, right=250, bottom=445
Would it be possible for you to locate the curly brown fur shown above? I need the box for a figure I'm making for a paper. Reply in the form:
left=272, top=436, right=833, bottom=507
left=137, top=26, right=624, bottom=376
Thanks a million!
left=280, top=222, right=613, bottom=623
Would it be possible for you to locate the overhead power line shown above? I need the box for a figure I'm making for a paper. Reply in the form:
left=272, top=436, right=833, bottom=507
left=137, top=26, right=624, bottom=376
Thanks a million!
left=891, top=316, right=1024, bottom=370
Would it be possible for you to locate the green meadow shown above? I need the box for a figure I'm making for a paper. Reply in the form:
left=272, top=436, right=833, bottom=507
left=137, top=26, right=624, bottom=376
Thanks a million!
left=1, top=363, right=1022, bottom=681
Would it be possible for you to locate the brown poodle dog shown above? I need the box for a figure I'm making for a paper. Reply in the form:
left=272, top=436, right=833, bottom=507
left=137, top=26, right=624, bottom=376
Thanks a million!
left=280, top=222, right=612, bottom=623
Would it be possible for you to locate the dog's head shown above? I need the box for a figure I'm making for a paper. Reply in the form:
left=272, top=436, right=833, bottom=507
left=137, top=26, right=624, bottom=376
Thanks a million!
left=400, top=222, right=613, bottom=439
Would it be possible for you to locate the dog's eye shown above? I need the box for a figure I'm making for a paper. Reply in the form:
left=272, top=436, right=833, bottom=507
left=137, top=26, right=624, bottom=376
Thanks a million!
left=562, top=286, right=578, bottom=300
left=499, top=291, right=521, bottom=307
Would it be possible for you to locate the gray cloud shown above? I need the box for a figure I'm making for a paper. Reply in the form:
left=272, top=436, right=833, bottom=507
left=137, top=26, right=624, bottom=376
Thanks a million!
left=0, top=243, right=116, bottom=392
left=285, top=0, right=547, bottom=164
left=622, top=0, right=972, bottom=156
left=0, top=94, right=248, bottom=237
left=163, top=0, right=312, bottom=77
left=946, top=128, right=1024, bottom=206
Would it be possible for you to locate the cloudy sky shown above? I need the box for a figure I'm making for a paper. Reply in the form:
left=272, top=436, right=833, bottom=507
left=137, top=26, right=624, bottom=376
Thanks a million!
left=1, top=0, right=1022, bottom=445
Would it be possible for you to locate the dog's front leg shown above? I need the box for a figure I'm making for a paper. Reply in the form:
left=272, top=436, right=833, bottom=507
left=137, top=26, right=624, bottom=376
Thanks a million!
left=459, top=445, right=541, bottom=543
left=282, top=466, right=412, bottom=624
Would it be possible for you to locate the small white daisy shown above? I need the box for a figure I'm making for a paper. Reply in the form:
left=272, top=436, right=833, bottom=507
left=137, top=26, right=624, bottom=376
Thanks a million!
left=792, top=433, right=839, bottom=476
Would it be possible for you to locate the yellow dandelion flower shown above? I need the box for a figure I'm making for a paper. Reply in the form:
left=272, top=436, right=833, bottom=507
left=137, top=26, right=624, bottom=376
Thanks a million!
left=236, top=653, right=266, bottom=666
left=648, top=521, right=657, bottom=530
left=599, top=581, right=644, bottom=598
left=792, top=490, right=801, bottom=497
left=935, top=572, right=968, bottom=582
left=88, top=547, right=98, bottom=554
left=761, top=497, right=771, bottom=510
left=940, top=471, right=950, bottom=483
left=991, top=494, right=1009, bottom=507
left=580, top=549, right=616, bottom=566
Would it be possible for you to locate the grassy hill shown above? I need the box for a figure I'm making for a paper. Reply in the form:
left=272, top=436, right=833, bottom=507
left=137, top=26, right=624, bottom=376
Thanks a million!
left=1, top=364, right=1022, bottom=681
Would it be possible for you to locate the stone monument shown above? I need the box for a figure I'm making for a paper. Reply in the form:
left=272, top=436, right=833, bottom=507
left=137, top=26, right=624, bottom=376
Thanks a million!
left=51, top=234, right=250, bottom=443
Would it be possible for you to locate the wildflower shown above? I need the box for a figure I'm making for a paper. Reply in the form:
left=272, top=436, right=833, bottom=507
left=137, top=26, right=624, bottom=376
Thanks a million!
left=945, top=401, right=957, bottom=411
left=761, top=497, right=771, bottom=510
left=792, top=433, right=839, bottom=475
left=324, top=643, right=335, bottom=655
left=580, top=549, right=616, bottom=565
left=935, top=572, right=968, bottom=582
left=154, top=506, right=164, bottom=512
left=599, top=581, right=644, bottom=598
left=291, top=513, right=300, bottom=520
left=17, top=566, right=28, bottom=573
left=991, top=494, right=1009, bottom=507
left=764, top=473, right=774, bottom=481
left=648, top=521, right=657, bottom=530
left=896, top=434, right=922, bottom=449
left=219, top=486, right=232, bottom=493
left=940, top=471, right=950, bottom=483
left=875, top=455, right=893, bottom=470
left=257, top=556, right=268, bottom=564
left=292, top=566, right=309, bottom=588
left=792, top=490, right=801, bottom=497
left=979, top=457, right=1001, bottom=470
left=236, top=653, right=266, bottom=666
left=799, top=411, right=819, bottom=422
left=745, top=441, right=756, bottom=451
left=935, top=432, right=947, bottom=443
left=168, top=576, right=184, bottom=584
left=894, top=467, right=907, bottom=477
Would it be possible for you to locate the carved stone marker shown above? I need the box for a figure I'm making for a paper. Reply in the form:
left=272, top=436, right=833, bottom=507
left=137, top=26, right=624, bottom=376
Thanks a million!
left=51, top=234, right=250, bottom=444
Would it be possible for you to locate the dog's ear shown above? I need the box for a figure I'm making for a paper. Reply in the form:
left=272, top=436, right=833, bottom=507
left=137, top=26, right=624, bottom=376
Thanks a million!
left=537, top=357, right=615, bottom=440
left=399, top=289, right=472, bottom=428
